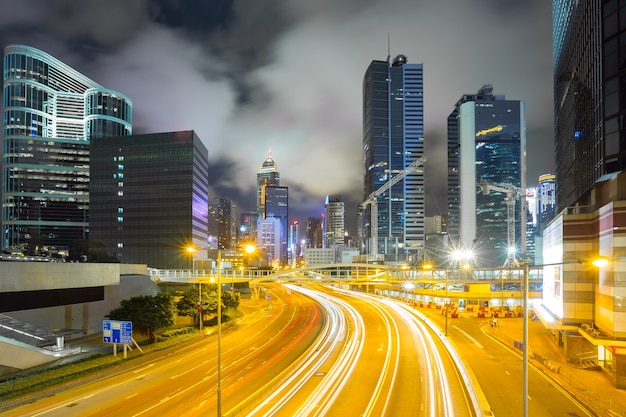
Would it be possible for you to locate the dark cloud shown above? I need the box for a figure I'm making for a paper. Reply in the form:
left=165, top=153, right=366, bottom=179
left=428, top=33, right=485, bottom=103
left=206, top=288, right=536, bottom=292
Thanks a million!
left=0, top=0, right=554, bottom=235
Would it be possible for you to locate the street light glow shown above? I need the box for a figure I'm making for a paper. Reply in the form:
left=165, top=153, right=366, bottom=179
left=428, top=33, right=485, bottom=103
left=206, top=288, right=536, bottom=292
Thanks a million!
left=592, top=256, right=610, bottom=267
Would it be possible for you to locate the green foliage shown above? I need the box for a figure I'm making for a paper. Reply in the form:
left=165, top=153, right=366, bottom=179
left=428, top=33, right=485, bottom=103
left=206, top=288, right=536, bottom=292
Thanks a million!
left=176, top=285, right=240, bottom=325
left=107, top=293, right=177, bottom=342
left=222, top=289, right=240, bottom=310
left=176, top=285, right=218, bottom=317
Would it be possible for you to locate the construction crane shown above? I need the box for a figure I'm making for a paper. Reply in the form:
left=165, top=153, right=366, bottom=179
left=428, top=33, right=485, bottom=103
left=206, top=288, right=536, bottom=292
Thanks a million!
left=478, top=179, right=525, bottom=267
left=361, top=156, right=426, bottom=257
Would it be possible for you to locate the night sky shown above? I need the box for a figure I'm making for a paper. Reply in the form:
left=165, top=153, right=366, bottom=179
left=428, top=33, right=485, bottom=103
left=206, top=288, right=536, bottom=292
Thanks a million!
left=0, top=0, right=553, bottom=234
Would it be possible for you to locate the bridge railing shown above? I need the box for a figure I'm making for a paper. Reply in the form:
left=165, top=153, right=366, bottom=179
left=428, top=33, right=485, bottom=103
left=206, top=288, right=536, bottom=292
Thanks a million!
left=148, top=268, right=273, bottom=281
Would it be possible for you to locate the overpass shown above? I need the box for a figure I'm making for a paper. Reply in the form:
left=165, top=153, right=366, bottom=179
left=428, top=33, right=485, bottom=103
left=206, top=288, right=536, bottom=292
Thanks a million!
left=149, top=263, right=543, bottom=309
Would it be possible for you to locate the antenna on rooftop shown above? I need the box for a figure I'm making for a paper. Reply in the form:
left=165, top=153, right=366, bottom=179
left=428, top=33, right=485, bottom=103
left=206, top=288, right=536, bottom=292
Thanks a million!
left=387, top=32, right=391, bottom=63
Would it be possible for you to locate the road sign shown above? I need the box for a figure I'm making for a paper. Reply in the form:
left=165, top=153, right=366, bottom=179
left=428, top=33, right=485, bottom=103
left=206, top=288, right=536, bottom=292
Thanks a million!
left=103, top=320, right=132, bottom=344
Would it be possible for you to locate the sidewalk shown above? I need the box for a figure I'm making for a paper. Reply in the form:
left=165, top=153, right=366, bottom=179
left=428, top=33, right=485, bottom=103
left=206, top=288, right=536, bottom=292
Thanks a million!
left=485, top=316, right=626, bottom=417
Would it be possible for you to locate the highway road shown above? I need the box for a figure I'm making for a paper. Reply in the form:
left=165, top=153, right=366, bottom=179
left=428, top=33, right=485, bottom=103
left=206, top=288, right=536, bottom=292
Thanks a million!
left=416, top=304, right=594, bottom=417
left=4, top=284, right=480, bottom=417
left=226, top=283, right=478, bottom=416
left=4, top=286, right=323, bottom=417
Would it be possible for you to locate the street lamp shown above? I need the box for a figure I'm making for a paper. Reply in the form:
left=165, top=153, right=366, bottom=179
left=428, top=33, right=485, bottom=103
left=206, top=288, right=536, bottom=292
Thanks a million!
left=216, top=249, right=223, bottom=417
left=186, top=246, right=203, bottom=331
left=448, top=249, right=474, bottom=337
left=217, top=244, right=255, bottom=416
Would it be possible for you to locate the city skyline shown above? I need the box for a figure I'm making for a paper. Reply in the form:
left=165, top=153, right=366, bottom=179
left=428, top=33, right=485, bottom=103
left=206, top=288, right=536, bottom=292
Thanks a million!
left=0, top=1, right=553, bottom=234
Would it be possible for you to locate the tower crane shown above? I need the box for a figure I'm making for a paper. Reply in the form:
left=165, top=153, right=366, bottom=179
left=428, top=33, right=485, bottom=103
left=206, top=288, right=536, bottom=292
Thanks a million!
left=361, top=156, right=426, bottom=257
left=478, top=179, right=525, bottom=267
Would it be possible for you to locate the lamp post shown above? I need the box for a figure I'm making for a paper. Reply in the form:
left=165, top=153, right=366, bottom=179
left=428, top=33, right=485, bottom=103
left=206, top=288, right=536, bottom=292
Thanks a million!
left=186, top=246, right=202, bottom=331
left=217, top=244, right=254, bottom=416
left=217, top=249, right=222, bottom=417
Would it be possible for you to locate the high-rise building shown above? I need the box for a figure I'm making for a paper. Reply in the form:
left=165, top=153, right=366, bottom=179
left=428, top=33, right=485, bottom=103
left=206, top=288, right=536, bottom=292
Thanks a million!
left=289, top=219, right=300, bottom=266
left=447, top=84, right=526, bottom=267
left=537, top=174, right=556, bottom=235
left=239, top=212, right=259, bottom=243
left=533, top=2, right=626, bottom=388
left=362, top=54, right=425, bottom=261
left=324, top=195, right=345, bottom=247
left=229, top=202, right=238, bottom=249
left=553, top=1, right=604, bottom=211
left=89, top=130, right=209, bottom=269
left=256, top=216, right=282, bottom=267
left=305, top=216, right=323, bottom=249
left=216, top=198, right=232, bottom=250
left=1, top=45, right=132, bottom=251
left=264, top=185, right=288, bottom=264
left=257, top=151, right=280, bottom=218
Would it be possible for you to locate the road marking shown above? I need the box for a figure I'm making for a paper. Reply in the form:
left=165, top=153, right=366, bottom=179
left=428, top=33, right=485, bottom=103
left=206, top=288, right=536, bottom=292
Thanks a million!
left=453, top=326, right=484, bottom=348
left=132, top=364, right=155, bottom=374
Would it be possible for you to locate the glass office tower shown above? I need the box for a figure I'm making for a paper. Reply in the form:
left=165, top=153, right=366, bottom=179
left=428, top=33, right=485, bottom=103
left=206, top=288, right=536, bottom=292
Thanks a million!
left=362, top=54, right=424, bottom=261
left=257, top=152, right=280, bottom=218
left=447, top=85, right=526, bottom=267
left=89, top=130, right=209, bottom=269
left=324, top=195, right=345, bottom=248
left=553, top=1, right=603, bottom=210
left=264, top=185, right=288, bottom=265
left=2, top=45, right=132, bottom=252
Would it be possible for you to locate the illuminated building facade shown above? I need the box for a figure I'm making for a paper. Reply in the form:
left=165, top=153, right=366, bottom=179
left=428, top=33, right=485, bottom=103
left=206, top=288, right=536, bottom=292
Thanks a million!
left=537, top=174, right=556, bottom=236
left=257, top=152, right=280, bottom=218
left=256, top=216, right=282, bottom=267
left=89, top=131, right=209, bottom=269
left=447, top=84, right=526, bottom=267
left=264, top=185, right=288, bottom=264
left=541, top=2, right=626, bottom=388
left=553, top=1, right=603, bottom=211
left=1, top=45, right=132, bottom=251
left=324, top=195, right=345, bottom=247
left=306, top=216, right=323, bottom=249
left=362, top=54, right=425, bottom=261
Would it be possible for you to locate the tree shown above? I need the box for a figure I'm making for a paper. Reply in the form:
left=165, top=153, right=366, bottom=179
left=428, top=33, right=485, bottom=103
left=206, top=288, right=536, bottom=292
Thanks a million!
left=107, top=293, right=177, bottom=343
left=177, top=284, right=240, bottom=325
left=222, top=289, right=240, bottom=310
left=177, top=285, right=218, bottom=326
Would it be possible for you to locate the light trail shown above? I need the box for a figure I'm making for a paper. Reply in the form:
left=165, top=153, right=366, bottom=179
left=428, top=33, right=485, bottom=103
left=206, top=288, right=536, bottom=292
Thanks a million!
left=243, top=285, right=357, bottom=416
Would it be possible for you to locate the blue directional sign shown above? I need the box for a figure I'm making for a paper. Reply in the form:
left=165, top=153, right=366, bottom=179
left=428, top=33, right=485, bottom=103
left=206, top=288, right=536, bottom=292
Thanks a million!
left=103, top=320, right=132, bottom=344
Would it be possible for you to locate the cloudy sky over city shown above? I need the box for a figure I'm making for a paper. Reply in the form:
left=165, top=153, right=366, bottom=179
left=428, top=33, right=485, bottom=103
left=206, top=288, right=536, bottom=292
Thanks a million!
left=0, top=0, right=552, bottom=232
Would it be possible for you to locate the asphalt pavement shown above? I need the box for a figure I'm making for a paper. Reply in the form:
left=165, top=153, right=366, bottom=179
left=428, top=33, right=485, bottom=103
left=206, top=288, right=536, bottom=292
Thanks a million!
left=418, top=304, right=626, bottom=417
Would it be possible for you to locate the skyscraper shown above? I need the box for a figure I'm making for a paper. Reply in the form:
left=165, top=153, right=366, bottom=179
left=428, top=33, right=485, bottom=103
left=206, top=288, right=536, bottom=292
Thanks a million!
left=264, top=185, right=288, bottom=264
left=256, top=216, right=282, bottom=267
left=305, top=216, right=323, bottom=249
left=447, top=85, right=526, bottom=267
left=2, top=45, right=132, bottom=251
left=537, top=174, right=556, bottom=236
left=324, top=195, right=345, bottom=247
left=89, top=131, right=208, bottom=269
left=257, top=151, right=279, bottom=218
left=553, top=1, right=604, bottom=210
left=540, top=3, right=626, bottom=387
left=217, top=199, right=232, bottom=250
left=362, top=54, right=424, bottom=261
